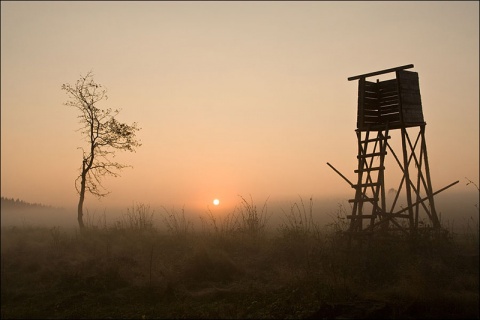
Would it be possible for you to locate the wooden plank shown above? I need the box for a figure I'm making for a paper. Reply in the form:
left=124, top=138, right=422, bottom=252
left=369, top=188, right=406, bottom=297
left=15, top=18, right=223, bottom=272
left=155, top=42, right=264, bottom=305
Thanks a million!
left=378, top=96, right=399, bottom=104
left=364, top=91, right=378, bottom=98
left=326, top=162, right=354, bottom=187
left=363, top=104, right=379, bottom=112
left=357, top=151, right=387, bottom=158
left=379, top=110, right=401, bottom=116
left=393, top=180, right=460, bottom=216
left=361, top=122, right=401, bottom=131
left=379, top=91, right=399, bottom=98
left=352, top=182, right=381, bottom=188
left=379, top=113, right=401, bottom=122
left=378, top=106, right=400, bottom=114
left=364, top=80, right=378, bottom=87
left=348, top=64, right=414, bottom=81
left=380, top=122, right=402, bottom=129
left=364, top=96, right=378, bottom=102
left=354, top=166, right=384, bottom=173
left=378, top=101, right=400, bottom=112
left=364, top=99, right=379, bottom=106
left=363, top=116, right=381, bottom=124
left=378, top=100, right=399, bottom=108
left=361, top=135, right=391, bottom=142
left=363, top=99, right=379, bottom=105
left=379, top=89, right=398, bottom=97
left=363, top=110, right=380, bottom=116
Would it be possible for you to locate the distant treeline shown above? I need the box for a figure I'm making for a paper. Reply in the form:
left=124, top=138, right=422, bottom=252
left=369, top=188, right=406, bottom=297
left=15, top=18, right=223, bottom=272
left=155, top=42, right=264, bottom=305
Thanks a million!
left=1, top=197, right=55, bottom=210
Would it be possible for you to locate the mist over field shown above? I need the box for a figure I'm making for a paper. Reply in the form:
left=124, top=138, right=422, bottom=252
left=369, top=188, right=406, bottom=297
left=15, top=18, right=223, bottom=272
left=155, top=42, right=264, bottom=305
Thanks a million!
left=2, top=189, right=478, bottom=233
left=2, top=189, right=479, bottom=319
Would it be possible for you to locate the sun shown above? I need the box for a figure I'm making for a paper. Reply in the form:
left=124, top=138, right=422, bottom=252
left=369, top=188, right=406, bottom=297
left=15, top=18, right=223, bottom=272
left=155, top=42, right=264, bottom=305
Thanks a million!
left=213, top=199, right=220, bottom=206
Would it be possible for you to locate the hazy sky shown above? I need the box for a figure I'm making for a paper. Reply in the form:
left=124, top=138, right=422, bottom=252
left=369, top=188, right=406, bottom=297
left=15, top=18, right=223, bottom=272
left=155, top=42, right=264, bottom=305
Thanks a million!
left=1, top=1, right=478, bottom=215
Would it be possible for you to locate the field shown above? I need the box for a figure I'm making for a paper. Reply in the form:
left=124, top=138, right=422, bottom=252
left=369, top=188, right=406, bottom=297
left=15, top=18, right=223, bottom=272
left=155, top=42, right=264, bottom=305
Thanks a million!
left=1, top=201, right=479, bottom=319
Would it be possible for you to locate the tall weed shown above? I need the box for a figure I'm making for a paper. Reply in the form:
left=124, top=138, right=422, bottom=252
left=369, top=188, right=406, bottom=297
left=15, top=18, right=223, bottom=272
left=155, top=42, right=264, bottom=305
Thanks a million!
left=161, top=206, right=193, bottom=239
left=237, top=195, right=271, bottom=238
left=111, top=203, right=155, bottom=231
left=199, top=206, right=241, bottom=238
left=278, top=196, right=321, bottom=239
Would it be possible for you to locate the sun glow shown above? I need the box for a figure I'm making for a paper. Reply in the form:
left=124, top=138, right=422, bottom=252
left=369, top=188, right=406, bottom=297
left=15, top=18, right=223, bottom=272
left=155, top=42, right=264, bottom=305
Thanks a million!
left=213, top=199, right=220, bottom=206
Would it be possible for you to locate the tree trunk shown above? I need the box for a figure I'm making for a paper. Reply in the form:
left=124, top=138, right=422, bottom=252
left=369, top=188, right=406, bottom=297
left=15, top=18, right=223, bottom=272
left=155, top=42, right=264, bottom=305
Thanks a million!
left=77, top=163, right=87, bottom=231
left=77, top=191, right=85, bottom=230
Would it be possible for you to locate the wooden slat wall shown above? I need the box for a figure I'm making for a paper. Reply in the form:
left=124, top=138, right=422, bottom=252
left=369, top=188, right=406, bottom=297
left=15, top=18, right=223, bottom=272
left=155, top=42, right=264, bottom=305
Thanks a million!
left=398, top=70, right=424, bottom=123
left=358, top=78, right=401, bottom=129
left=357, top=72, right=424, bottom=130
left=378, top=78, right=401, bottom=126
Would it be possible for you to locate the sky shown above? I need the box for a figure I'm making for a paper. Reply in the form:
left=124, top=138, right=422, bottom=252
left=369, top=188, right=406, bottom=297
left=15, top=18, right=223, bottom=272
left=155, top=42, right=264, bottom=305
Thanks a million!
left=1, top=1, right=479, bottom=221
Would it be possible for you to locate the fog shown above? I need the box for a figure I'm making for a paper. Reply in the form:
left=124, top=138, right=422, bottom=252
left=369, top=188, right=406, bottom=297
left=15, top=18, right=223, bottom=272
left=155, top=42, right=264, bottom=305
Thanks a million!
left=2, top=189, right=477, bottom=234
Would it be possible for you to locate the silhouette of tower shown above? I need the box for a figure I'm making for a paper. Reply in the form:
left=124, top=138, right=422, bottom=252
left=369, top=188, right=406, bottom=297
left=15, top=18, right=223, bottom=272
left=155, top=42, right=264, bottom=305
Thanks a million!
left=333, top=64, right=458, bottom=237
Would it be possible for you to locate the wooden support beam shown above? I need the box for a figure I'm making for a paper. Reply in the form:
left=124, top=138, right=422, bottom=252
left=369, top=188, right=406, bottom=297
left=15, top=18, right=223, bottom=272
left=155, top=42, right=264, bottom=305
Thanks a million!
left=360, top=136, right=391, bottom=144
left=393, top=180, right=459, bottom=216
left=326, top=162, right=353, bottom=187
left=348, top=197, right=378, bottom=203
left=348, top=64, right=414, bottom=81
left=353, top=182, right=380, bottom=188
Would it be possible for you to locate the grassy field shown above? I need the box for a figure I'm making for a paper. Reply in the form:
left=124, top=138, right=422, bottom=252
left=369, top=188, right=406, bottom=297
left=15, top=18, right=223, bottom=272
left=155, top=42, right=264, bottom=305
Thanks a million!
left=1, top=201, right=478, bottom=319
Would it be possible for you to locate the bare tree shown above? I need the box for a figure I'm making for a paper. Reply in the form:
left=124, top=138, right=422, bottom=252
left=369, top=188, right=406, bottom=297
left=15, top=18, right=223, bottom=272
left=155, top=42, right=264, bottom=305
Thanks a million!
left=62, top=72, right=141, bottom=230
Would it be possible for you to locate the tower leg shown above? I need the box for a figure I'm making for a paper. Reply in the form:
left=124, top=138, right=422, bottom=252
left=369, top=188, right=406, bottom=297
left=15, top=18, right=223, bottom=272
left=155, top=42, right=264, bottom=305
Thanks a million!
left=401, top=127, right=415, bottom=231
left=420, top=125, right=440, bottom=228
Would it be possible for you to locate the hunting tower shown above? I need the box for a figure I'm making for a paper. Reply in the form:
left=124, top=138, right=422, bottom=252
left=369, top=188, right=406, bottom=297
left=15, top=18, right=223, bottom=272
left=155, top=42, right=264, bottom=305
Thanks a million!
left=330, top=64, right=458, bottom=237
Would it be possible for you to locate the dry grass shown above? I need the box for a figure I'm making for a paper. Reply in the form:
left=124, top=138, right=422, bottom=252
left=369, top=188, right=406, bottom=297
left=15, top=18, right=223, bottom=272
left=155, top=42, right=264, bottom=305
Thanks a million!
left=1, top=197, right=478, bottom=319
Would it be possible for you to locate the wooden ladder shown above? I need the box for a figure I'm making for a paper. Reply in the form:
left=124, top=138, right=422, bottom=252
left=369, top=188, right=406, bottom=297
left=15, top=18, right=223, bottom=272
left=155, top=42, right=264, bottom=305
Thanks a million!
left=348, top=127, right=390, bottom=234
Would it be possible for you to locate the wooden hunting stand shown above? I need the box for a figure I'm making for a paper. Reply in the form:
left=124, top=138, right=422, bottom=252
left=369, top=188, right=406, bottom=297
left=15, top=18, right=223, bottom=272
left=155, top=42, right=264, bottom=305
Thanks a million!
left=328, top=64, right=458, bottom=238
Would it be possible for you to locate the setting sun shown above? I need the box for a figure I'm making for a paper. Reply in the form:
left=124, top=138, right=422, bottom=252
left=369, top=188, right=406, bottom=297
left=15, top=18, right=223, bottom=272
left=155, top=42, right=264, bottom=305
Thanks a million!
left=213, top=199, right=220, bottom=206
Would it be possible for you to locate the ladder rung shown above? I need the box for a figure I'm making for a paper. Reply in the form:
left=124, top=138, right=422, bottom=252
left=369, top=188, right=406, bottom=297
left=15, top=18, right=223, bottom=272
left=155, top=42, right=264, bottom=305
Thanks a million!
left=348, top=197, right=379, bottom=203
left=352, top=182, right=380, bottom=188
left=354, top=166, right=384, bottom=173
left=357, top=152, right=386, bottom=159
left=360, top=136, right=391, bottom=143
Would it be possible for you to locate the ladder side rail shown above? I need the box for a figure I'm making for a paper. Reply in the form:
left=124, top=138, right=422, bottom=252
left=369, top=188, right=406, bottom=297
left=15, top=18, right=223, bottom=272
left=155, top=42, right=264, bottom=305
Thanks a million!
left=351, top=130, right=368, bottom=232
left=370, top=131, right=384, bottom=228
left=379, top=128, right=389, bottom=228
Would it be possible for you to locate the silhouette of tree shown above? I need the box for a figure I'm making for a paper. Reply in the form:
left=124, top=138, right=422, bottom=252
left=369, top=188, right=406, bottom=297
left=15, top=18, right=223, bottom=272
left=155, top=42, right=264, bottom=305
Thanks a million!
left=62, top=72, right=141, bottom=230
